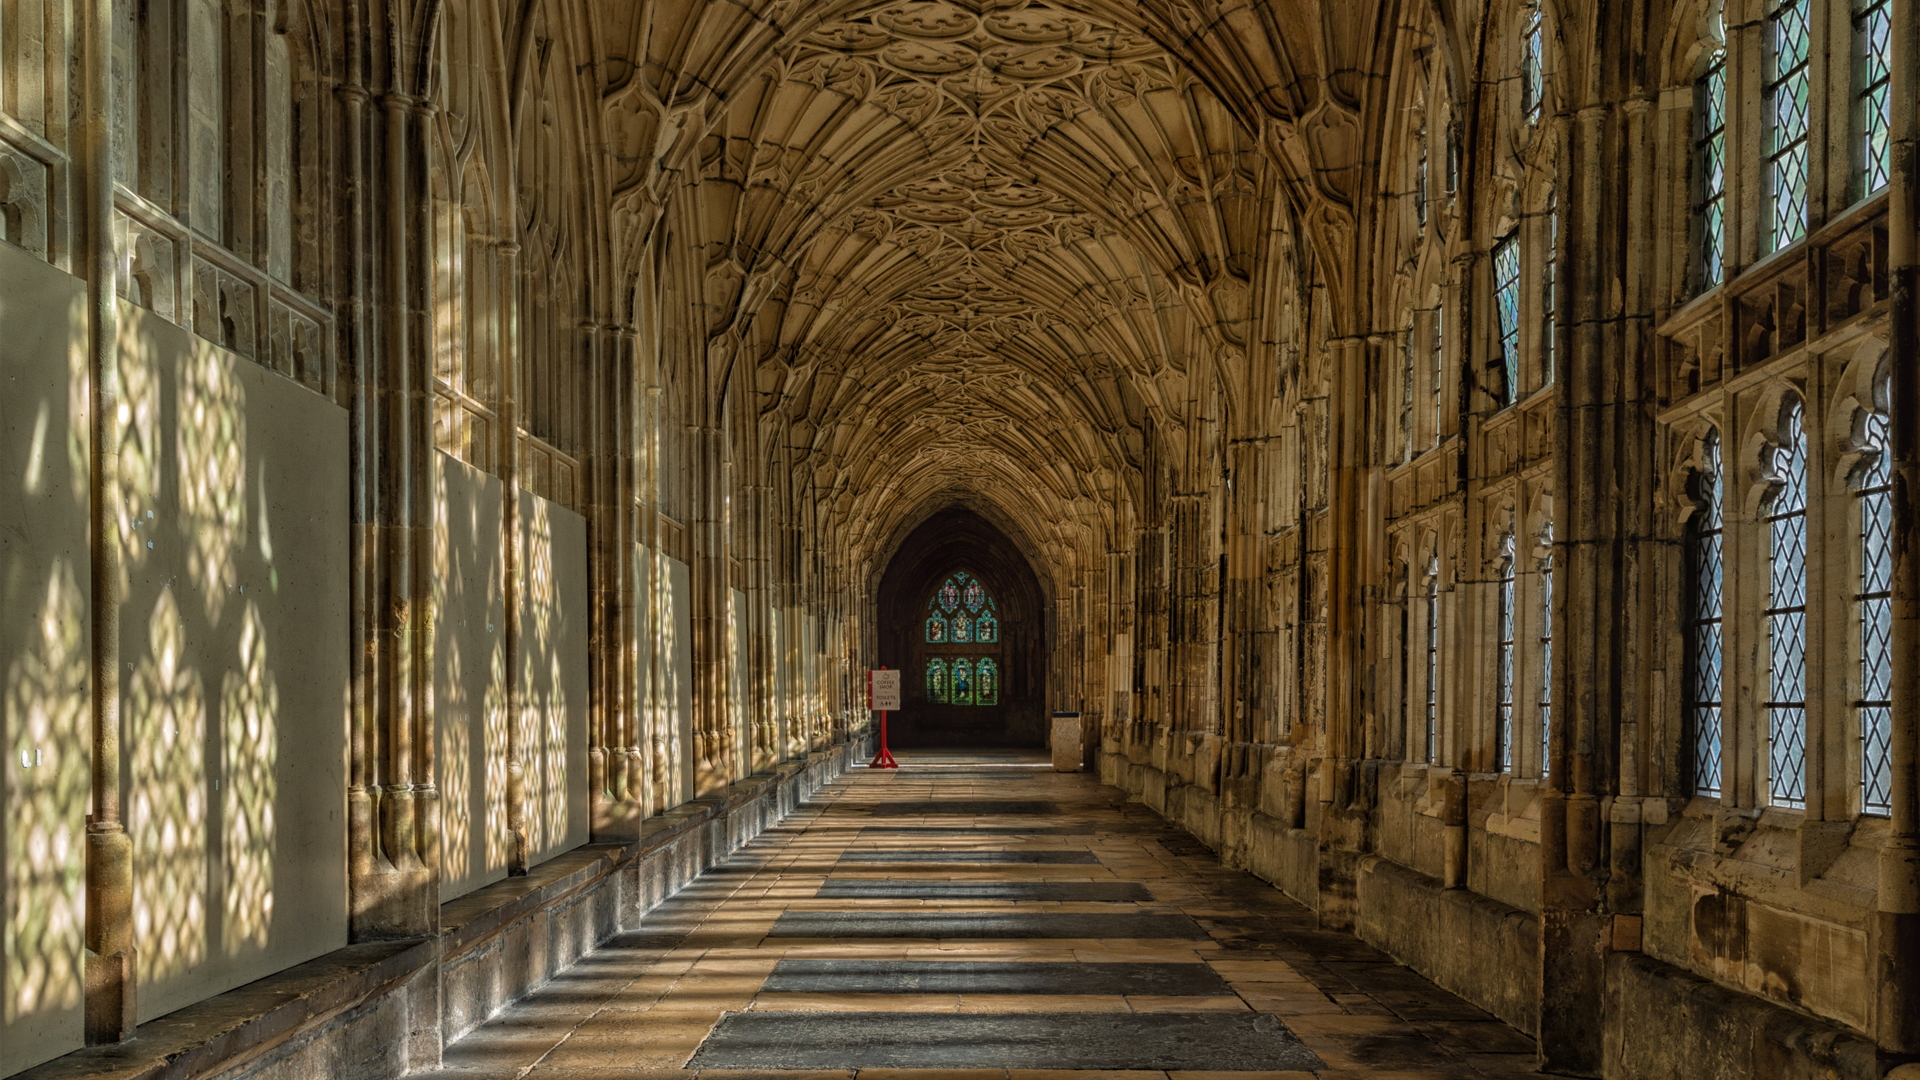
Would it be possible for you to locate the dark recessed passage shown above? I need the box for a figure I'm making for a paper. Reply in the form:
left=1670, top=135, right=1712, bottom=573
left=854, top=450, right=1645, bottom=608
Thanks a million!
left=857, top=825, right=1095, bottom=836
left=836, top=849, right=1098, bottom=864
left=687, top=1011, right=1327, bottom=1071
left=815, top=879, right=1152, bottom=902
left=862, top=801, right=1059, bottom=816
left=760, top=959, right=1234, bottom=996
left=765, top=911, right=1210, bottom=939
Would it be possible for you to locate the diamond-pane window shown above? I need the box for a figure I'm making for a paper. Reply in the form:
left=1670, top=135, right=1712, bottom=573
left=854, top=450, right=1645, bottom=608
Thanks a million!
left=1689, top=429, right=1726, bottom=797
left=1855, top=0, right=1891, bottom=195
left=1522, top=2, right=1545, bottom=123
left=1402, top=326, right=1415, bottom=463
left=1493, top=235, right=1521, bottom=405
left=1764, top=0, right=1812, bottom=251
left=1695, top=45, right=1728, bottom=287
left=1433, top=306, right=1445, bottom=445
left=1539, top=523, right=1554, bottom=777
left=1764, top=403, right=1810, bottom=808
left=1427, top=555, right=1442, bottom=764
left=1856, top=409, right=1893, bottom=814
left=1496, top=532, right=1517, bottom=771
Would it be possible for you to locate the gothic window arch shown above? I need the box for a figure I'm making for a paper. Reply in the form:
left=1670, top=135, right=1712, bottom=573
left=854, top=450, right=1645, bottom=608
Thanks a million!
left=1761, top=398, right=1810, bottom=808
left=1688, top=427, right=1726, bottom=796
left=924, top=571, right=1002, bottom=707
left=1847, top=374, right=1893, bottom=814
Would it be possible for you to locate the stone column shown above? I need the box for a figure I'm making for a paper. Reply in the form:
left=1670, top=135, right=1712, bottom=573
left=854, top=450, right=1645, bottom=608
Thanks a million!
left=81, top=0, right=135, bottom=1043
left=1876, top=0, right=1920, bottom=1053
left=691, top=423, right=730, bottom=793
left=497, top=237, right=527, bottom=873
left=1537, top=101, right=1618, bottom=1076
left=1318, top=335, right=1374, bottom=929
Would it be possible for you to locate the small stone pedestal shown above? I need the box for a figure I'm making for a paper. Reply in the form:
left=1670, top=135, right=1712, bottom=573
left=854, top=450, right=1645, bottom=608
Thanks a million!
left=1050, top=712, right=1083, bottom=772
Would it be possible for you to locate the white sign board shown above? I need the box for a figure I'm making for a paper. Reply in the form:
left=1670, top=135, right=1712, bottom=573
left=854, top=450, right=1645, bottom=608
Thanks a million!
left=868, top=669, right=902, bottom=711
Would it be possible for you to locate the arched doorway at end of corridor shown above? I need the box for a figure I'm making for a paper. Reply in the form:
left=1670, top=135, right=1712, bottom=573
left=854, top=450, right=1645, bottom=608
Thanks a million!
left=875, top=510, right=1047, bottom=748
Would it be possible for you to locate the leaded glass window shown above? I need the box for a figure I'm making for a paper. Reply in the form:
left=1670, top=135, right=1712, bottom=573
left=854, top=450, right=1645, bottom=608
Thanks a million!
left=1493, top=234, right=1522, bottom=406
left=1695, top=42, right=1729, bottom=288
left=977, top=658, right=1001, bottom=706
left=1427, top=554, right=1441, bottom=763
left=1496, top=532, right=1517, bottom=771
left=1855, top=0, right=1891, bottom=195
left=925, top=570, right=999, bottom=643
left=1764, top=0, right=1812, bottom=251
left=1542, top=194, right=1557, bottom=385
left=1433, top=306, right=1445, bottom=445
left=1416, top=127, right=1430, bottom=229
left=926, top=658, right=950, bottom=704
left=1522, top=1, right=1545, bottom=124
left=1689, top=430, right=1726, bottom=797
left=1856, top=409, right=1893, bottom=814
left=1402, top=325, right=1416, bottom=463
left=1539, top=523, right=1554, bottom=777
left=951, top=658, right=976, bottom=706
left=1764, top=402, right=1809, bottom=808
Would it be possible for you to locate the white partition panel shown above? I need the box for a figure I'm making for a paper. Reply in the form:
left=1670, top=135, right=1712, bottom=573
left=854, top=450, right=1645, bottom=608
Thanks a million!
left=116, top=304, right=349, bottom=1025
left=518, top=492, right=588, bottom=866
left=435, top=453, right=508, bottom=901
left=0, top=240, right=90, bottom=1075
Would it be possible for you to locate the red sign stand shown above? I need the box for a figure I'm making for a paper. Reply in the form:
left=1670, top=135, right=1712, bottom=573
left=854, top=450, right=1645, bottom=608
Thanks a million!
left=868, top=666, right=898, bottom=768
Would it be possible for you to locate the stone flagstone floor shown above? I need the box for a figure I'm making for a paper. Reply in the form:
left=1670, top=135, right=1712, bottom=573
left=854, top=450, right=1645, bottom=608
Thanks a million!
left=426, top=751, right=1550, bottom=1080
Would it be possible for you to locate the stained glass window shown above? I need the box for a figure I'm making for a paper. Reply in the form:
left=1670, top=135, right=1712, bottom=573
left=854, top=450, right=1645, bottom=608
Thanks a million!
left=1696, top=41, right=1728, bottom=287
left=1494, top=233, right=1522, bottom=406
left=925, top=570, right=999, bottom=644
left=1689, top=430, right=1725, bottom=797
left=1856, top=409, right=1893, bottom=814
left=1496, top=531, right=1517, bottom=771
left=1539, top=523, right=1554, bottom=777
left=1764, top=402, right=1809, bottom=808
left=1427, top=554, right=1441, bottom=764
left=1522, top=1, right=1545, bottom=124
left=926, top=659, right=950, bottom=704
left=951, top=658, right=976, bottom=706
left=1855, top=0, right=1892, bottom=196
left=924, top=571, right=1002, bottom=708
left=977, top=658, right=1000, bottom=706
left=1764, top=0, right=1811, bottom=251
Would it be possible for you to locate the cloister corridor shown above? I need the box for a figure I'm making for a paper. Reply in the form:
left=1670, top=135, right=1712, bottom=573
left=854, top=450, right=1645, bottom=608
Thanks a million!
left=422, top=754, right=1545, bottom=1079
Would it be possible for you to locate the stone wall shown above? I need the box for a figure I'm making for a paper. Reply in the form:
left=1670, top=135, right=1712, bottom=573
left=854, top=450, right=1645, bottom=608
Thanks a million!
left=10, top=747, right=857, bottom=1080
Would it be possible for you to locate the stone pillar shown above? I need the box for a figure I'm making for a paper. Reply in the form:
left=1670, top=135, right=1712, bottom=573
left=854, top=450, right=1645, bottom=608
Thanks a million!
left=1876, top=0, right=1920, bottom=1053
left=81, top=0, right=135, bottom=1043
left=691, top=423, right=730, bottom=793
left=1537, top=101, right=1619, bottom=1077
left=1314, top=335, right=1374, bottom=929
